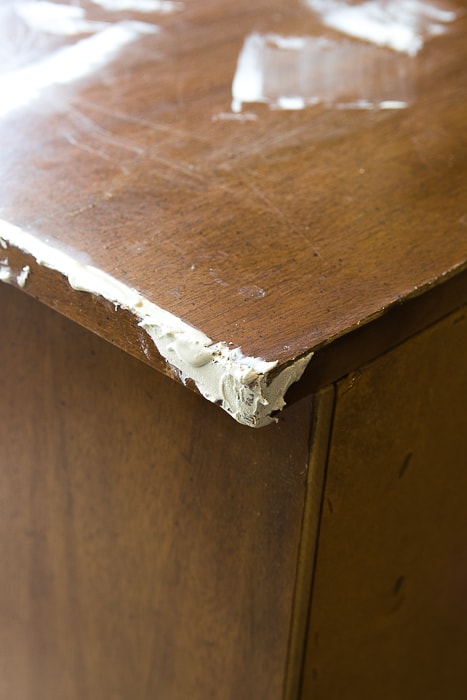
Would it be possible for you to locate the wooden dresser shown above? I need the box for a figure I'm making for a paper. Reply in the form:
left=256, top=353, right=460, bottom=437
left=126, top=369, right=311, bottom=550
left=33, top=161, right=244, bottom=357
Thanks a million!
left=1, top=1, right=466, bottom=698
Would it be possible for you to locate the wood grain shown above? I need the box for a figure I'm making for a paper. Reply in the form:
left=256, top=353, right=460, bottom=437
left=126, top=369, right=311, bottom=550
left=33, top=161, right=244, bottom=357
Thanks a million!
left=301, top=306, right=467, bottom=699
left=284, top=385, right=336, bottom=700
left=0, top=0, right=465, bottom=391
left=0, top=282, right=314, bottom=700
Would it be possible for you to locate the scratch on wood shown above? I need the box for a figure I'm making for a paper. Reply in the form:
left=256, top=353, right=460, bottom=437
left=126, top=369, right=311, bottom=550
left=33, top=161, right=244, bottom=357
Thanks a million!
left=68, top=106, right=145, bottom=155
left=341, top=371, right=360, bottom=395
left=245, top=180, right=318, bottom=251
left=64, top=132, right=130, bottom=174
left=146, top=150, right=208, bottom=186
left=67, top=106, right=210, bottom=186
left=398, top=452, right=413, bottom=479
left=76, top=98, right=211, bottom=143
left=67, top=202, right=95, bottom=218
left=393, top=574, right=405, bottom=597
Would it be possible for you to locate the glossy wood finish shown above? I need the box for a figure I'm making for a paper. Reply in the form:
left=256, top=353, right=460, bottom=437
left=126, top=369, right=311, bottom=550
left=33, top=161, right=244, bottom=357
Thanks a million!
left=300, top=307, right=467, bottom=699
left=0, top=0, right=466, bottom=390
left=1, top=2, right=467, bottom=697
left=0, top=282, right=314, bottom=700
left=284, top=386, right=335, bottom=700
left=2, top=288, right=466, bottom=700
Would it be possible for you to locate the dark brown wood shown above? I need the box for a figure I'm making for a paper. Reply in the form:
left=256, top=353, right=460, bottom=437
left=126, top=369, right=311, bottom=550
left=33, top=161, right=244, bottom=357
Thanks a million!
left=287, top=267, right=467, bottom=401
left=3, top=244, right=177, bottom=383
left=284, top=385, right=335, bottom=700
left=0, top=0, right=466, bottom=392
left=300, top=306, right=467, bottom=700
left=0, top=282, right=314, bottom=700
left=1, top=3, right=467, bottom=697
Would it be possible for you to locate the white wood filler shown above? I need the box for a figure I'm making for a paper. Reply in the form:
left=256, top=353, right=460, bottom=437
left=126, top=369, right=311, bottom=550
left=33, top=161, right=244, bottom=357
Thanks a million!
left=0, top=221, right=312, bottom=428
left=0, top=259, right=30, bottom=288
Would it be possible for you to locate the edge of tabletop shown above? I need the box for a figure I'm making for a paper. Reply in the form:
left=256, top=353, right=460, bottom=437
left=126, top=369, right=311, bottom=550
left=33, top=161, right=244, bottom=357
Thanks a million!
left=1, top=222, right=466, bottom=428
left=0, top=222, right=313, bottom=428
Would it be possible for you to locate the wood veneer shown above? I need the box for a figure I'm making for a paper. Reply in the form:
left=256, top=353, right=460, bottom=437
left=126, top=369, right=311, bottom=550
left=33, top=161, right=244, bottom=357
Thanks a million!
left=1, top=0, right=466, bottom=385
left=301, top=308, right=467, bottom=699
left=0, top=282, right=313, bottom=700
left=1, top=2, right=466, bottom=697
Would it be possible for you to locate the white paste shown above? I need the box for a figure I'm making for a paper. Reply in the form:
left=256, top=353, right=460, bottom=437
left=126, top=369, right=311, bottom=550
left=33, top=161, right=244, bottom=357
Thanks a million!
left=0, top=259, right=30, bottom=287
left=304, top=0, right=459, bottom=55
left=0, top=264, right=12, bottom=283
left=0, top=220, right=312, bottom=427
left=16, top=265, right=30, bottom=288
left=232, top=33, right=413, bottom=113
left=0, top=21, right=158, bottom=118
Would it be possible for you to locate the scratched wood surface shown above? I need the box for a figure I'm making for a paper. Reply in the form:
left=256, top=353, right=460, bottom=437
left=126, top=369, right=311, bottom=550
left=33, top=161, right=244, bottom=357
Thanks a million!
left=0, top=281, right=314, bottom=700
left=300, top=307, right=467, bottom=699
left=0, top=0, right=466, bottom=385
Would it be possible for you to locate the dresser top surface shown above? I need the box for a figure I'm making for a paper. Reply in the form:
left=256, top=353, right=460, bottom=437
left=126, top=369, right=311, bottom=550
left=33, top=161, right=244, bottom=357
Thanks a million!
left=1, top=0, right=466, bottom=425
